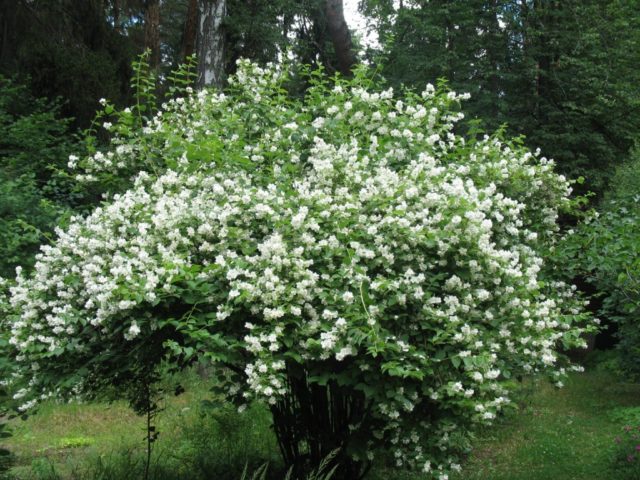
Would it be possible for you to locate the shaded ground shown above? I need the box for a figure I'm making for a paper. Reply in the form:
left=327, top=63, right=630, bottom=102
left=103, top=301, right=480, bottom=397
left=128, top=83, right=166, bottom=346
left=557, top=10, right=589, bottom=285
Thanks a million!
left=3, top=368, right=639, bottom=479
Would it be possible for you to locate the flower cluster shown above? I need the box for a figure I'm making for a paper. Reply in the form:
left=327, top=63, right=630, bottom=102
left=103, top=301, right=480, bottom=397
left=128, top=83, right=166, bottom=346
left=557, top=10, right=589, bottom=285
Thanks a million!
left=1, top=60, right=594, bottom=477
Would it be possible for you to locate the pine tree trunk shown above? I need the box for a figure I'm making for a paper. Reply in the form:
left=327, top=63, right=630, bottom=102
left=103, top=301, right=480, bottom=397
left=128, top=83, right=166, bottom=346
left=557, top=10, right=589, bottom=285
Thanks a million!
left=196, top=0, right=226, bottom=89
left=181, top=0, right=198, bottom=62
left=113, top=0, right=121, bottom=33
left=144, top=0, right=161, bottom=69
left=324, top=0, right=356, bottom=76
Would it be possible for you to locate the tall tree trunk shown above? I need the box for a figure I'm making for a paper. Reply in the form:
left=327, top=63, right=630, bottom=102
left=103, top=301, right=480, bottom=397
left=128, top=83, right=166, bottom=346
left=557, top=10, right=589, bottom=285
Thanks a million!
left=144, top=0, right=161, bottom=69
left=196, top=0, right=226, bottom=88
left=0, top=1, right=17, bottom=65
left=444, top=2, right=453, bottom=81
left=518, top=0, right=537, bottom=119
left=486, top=0, right=503, bottom=119
left=113, top=0, right=121, bottom=34
left=323, top=0, right=356, bottom=76
left=532, top=0, right=559, bottom=122
left=181, top=0, right=198, bottom=62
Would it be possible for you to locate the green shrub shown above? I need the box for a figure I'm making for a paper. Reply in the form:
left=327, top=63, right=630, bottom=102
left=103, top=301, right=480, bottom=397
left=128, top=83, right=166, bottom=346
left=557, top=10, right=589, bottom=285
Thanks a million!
left=0, top=76, right=80, bottom=278
left=174, top=403, right=279, bottom=479
left=561, top=149, right=640, bottom=378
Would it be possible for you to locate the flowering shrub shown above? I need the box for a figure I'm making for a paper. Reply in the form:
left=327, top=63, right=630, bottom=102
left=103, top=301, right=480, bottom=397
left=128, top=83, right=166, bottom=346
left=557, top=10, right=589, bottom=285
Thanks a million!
left=1, top=60, right=593, bottom=478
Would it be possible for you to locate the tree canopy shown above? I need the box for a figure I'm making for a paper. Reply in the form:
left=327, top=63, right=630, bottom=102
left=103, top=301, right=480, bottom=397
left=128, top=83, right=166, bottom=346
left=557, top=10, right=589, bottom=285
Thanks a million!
left=362, top=0, right=640, bottom=194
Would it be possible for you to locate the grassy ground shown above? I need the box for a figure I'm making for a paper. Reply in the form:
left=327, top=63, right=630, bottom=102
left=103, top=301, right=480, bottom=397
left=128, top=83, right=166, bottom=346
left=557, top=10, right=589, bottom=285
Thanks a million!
left=3, top=371, right=281, bottom=479
left=448, top=371, right=640, bottom=480
left=3, top=367, right=640, bottom=479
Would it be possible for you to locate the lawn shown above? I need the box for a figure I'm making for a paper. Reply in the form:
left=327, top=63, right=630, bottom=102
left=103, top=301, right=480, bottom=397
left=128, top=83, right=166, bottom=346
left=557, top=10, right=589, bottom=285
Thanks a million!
left=3, top=367, right=640, bottom=479
left=3, top=370, right=281, bottom=479
left=449, top=371, right=640, bottom=480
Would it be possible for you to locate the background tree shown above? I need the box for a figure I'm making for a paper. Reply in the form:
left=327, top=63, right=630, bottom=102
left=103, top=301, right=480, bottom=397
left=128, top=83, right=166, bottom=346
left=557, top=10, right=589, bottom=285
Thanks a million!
left=180, top=0, right=198, bottom=61
left=0, top=76, right=80, bottom=277
left=144, top=0, right=161, bottom=69
left=362, top=0, right=640, bottom=195
left=0, top=0, right=138, bottom=127
left=195, top=0, right=357, bottom=87
left=324, top=0, right=357, bottom=75
left=196, top=0, right=227, bottom=88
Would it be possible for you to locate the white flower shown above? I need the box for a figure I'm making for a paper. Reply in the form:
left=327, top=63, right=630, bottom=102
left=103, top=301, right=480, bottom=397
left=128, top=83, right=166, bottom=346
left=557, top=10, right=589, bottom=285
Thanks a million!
left=126, top=322, right=141, bottom=340
left=342, top=291, right=355, bottom=304
left=336, top=346, right=354, bottom=361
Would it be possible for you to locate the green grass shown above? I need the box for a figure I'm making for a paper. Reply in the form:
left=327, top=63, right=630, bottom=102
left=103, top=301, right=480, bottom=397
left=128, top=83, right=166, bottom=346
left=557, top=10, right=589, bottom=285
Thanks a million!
left=2, top=370, right=281, bottom=479
left=447, top=371, right=640, bottom=480
left=3, top=367, right=640, bottom=479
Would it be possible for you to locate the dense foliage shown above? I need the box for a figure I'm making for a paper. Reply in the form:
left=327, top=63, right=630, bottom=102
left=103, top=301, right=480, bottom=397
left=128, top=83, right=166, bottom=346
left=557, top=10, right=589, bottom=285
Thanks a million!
left=1, top=60, right=593, bottom=478
left=0, top=76, right=80, bottom=278
left=561, top=151, right=640, bottom=378
left=0, top=0, right=137, bottom=127
left=0, top=0, right=360, bottom=128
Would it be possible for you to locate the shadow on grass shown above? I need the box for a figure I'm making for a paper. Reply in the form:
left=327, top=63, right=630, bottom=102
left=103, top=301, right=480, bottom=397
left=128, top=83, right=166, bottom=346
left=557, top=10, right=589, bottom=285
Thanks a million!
left=5, top=369, right=640, bottom=480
